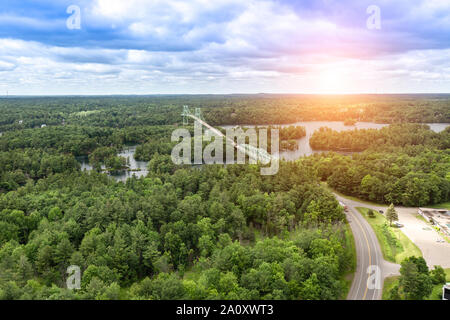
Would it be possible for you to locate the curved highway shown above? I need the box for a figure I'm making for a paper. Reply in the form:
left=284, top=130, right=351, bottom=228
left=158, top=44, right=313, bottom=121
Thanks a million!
left=335, top=194, right=400, bottom=300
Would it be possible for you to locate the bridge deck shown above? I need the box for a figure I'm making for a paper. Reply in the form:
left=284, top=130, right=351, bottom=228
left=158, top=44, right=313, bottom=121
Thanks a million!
left=187, top=114, right=272, bottom=163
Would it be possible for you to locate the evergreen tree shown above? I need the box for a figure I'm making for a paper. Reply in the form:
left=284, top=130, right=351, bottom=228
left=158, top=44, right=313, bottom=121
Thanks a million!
left=386, top=204, right=398, bottom=226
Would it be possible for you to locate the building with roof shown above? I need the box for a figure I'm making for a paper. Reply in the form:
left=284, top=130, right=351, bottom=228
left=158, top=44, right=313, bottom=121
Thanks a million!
left=418, top=208, right=450, bottom=236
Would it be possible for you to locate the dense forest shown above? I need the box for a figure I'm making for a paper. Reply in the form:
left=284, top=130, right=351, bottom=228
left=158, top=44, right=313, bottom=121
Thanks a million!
left=0, top=162, right=352, bottom=300
left=309, top=125, right=450, bottom=206
left=0, top=95, right=448, bottom=300
left=310, top=124, right=449, bottom=152
left=1, top=94, right=449, bottom=133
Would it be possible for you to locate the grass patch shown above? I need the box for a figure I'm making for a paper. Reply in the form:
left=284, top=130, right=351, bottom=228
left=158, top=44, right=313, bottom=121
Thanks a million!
left=382, top=275, right=400, bottom=300
left=71, top=110, right=101, bottom=117
left=428, top=269, right=450, bottom=300
left=341, top=222, right=357, bottom=300
left=383, top=269, right=450, bottom=300
left=415, top=214, right=429, bottom=224
left=356, top=207, right=422, bottom=264
left=428, top=202, right=450, bottom=210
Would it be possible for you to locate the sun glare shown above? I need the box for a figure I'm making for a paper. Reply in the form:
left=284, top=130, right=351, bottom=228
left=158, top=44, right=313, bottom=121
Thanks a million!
left=315, top=67, right=351, bottom=94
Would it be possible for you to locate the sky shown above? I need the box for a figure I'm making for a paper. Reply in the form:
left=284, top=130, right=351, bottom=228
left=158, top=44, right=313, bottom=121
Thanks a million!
left=0, top=0, right=450, bottom=95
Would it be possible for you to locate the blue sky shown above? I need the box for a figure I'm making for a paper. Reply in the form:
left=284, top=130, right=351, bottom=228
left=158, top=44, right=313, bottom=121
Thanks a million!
left=0, top=0, right=450, bottom=94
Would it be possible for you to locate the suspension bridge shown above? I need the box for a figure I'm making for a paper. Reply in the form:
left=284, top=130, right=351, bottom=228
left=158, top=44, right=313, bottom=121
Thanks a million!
left=181, top=105, right=273, bottom=164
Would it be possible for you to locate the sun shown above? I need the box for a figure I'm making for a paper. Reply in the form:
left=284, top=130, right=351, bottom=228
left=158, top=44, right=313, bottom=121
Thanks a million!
left=315, top=66, right=352, bottom=94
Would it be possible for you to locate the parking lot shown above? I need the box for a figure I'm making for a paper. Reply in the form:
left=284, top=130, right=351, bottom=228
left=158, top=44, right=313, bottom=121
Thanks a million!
left=395, top=207, right=450, bottom=268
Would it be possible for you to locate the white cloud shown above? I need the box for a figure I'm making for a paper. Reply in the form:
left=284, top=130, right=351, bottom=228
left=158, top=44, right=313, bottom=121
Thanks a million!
left=0, top=61, right=16, bottom=72
left=0, top=0, right=450, bottom=93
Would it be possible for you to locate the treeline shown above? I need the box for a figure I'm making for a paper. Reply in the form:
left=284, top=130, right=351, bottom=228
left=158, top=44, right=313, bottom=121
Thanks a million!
left=309, top=146, right=450, bottom=206
left=88, top=146, right=128, bottom=172
left=0, top=125, right=178, bottom=157
left=276, top=125, right=306, bottom=140
left=310, top=124, right=450, bottom=152
left=0, top=96, right=181, bottom=132
left=237, top=125, right=306, bottom=151
left=0, top=162, right=352, bottom=300
left=277, top=125, right=305, bottom=151
left=202, top=94, right=450, bottom=125
left=0, top=149, right=80, bottom=192
left=388, top=257, right=447, bottom=300
left=135, top=141, right=176, bottom=162
left=305, top=124, right=450, bottom=206
left=1, top=95, right=449, bottom=133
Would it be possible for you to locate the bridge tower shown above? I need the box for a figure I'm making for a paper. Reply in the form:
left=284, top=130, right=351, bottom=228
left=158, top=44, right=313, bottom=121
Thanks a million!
left=194, top=108, right=205, bottom=122
left=182, top=105, right=191, bottom=125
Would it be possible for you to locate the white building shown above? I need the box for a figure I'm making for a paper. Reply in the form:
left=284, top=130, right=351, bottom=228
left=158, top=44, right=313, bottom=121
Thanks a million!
left=418, top=208, right=450, bottom=236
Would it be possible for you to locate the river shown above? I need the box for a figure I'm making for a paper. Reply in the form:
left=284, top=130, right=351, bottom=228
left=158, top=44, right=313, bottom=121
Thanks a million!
left=79, top=121, right=449, bottom=181
left=223, top=121, right=449, bottom=160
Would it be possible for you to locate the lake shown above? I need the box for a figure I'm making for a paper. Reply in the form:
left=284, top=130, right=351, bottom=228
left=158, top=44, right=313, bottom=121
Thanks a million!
left=223, top=121, right=449, bottom=160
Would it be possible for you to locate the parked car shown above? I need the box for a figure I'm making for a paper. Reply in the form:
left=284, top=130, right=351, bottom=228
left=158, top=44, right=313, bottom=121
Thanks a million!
left=379, top=210, right=384, bottom=214
left=393, top=221, right=404, bottom=228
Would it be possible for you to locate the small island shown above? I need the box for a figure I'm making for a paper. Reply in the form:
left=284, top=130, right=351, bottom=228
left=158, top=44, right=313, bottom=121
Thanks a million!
left=344, top=119, right=357, bottom=126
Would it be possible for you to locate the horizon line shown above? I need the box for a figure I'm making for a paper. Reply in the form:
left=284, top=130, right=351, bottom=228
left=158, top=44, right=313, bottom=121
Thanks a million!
left=1, top=92, right=450, bottom=98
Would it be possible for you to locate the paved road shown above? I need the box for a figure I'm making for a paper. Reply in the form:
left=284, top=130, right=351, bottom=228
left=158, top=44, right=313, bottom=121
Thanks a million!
left=334, top=194, right=400, bottom=300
